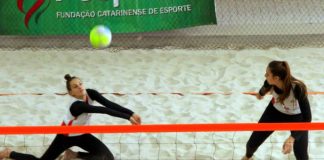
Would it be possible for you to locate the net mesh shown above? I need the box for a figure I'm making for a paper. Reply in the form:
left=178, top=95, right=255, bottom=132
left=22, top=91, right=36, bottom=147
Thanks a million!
left=0, top=92, right=323, bottom=159
left=1, top=131, right=323, bottom=160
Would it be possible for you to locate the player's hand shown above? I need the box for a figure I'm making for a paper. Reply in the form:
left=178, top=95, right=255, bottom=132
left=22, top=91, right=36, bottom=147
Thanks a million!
left=282, top=136, right=294, bottom=154
left=130, top=113, right=141, bottom=125
left=256, top=93, right=264, bottom=100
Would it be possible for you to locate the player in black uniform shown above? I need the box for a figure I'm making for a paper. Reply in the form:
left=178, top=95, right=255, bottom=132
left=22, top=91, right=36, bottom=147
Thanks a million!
left=242, top=61, right=311, bottom=160
left=0, top=74, right=141, bottom=160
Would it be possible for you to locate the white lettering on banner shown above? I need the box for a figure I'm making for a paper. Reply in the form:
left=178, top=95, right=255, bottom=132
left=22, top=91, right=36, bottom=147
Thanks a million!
left=56, top=4, right=192, bottom=19
left=160, top=5, right=192, bottom=14
left=56, top=11, right=96, bottom=19
left=113, top=0, right=119, bottom=7
left=55, top=0, right=120, bottom=8
left=148, top=8, right=159, bottom=15
left=98, top=9, right=148, bottom=17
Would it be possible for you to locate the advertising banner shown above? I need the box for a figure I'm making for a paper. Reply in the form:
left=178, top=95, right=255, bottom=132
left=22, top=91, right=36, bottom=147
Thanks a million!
left=0, top=0, right=216, bottom=35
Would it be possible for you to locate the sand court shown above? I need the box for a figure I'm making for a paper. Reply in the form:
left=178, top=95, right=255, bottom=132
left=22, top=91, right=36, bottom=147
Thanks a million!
left=0, top=47, right=324, bottom=159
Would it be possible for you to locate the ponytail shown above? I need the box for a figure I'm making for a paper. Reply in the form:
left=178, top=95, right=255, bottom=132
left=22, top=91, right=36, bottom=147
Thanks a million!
left=268, top=61, right=306, bottom=103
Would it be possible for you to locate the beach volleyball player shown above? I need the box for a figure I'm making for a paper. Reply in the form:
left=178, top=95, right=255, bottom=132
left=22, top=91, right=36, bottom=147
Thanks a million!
left=242, top=61, right=312, bottom=160
left=0, top=74, right=141, bottom=160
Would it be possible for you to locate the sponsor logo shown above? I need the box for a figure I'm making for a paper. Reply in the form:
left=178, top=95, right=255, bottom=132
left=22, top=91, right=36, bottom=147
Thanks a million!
left=17, top=0, right=118, bottom=28
left=17, top=0, right=49, bottom=28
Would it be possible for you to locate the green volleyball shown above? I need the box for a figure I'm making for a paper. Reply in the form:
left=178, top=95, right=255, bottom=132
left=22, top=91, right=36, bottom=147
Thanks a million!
left=89, top=25, right=112, bottom=49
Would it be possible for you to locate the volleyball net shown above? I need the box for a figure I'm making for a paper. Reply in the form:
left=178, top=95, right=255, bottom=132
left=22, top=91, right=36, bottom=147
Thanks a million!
left=1, top=123, right=324, bottom=160
left=0, top=92, right=324, bottom=160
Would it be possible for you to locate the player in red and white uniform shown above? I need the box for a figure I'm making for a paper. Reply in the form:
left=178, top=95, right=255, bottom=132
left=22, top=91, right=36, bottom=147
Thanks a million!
left=0, top=74, right=141, bottom=160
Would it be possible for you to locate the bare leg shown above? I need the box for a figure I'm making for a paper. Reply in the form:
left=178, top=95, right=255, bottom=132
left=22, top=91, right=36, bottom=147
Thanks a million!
left=0, top=148, right=12, bottom=159
left=60, top=149, right=78, bottom=160
left=241, top=156, right=253, bottom=160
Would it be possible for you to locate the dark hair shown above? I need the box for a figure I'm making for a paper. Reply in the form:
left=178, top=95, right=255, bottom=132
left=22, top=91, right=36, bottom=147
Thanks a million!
left=268, top=61, right=307, bottom=103
left=64, top=74, right=79, bottom=91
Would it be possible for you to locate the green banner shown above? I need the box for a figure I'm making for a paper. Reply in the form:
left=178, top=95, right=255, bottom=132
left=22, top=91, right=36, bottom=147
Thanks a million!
left=0, top=0, right=216, bottom=35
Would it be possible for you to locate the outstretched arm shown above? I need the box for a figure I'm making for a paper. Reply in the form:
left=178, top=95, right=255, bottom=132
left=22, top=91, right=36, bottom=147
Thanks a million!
left=258, top=80, right=272, bottom=96
left=256, top=80, right=272, bottom=100
left=70, top=101, right=131, bottom=120
left=87, top=89, right=134, bottom=116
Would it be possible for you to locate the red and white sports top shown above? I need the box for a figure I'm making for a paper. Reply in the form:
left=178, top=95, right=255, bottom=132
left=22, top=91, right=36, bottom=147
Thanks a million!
left=271, top=85, right=301, bottom=115
left=61, top=95, right=93, bottom=136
